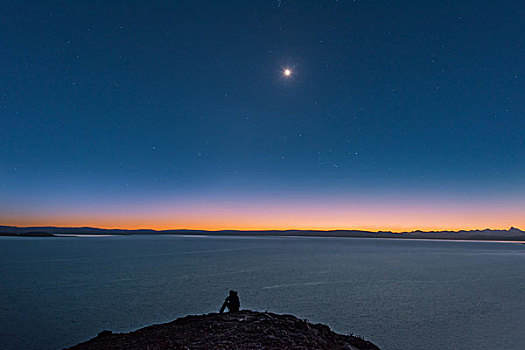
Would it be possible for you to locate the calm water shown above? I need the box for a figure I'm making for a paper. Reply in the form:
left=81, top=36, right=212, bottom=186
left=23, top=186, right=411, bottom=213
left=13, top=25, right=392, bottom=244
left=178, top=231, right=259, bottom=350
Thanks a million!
left=0, top=235, right=524, bottom=350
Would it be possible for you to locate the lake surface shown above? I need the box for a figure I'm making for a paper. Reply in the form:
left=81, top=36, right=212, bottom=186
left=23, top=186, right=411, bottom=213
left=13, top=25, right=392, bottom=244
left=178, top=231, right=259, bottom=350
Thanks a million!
left=1, top=235, right=524, bottom=350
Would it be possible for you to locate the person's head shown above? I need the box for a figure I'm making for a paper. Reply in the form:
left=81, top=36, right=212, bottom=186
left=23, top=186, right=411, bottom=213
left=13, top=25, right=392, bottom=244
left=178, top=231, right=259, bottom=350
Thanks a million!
left=229, top=290, right=237, bottom=296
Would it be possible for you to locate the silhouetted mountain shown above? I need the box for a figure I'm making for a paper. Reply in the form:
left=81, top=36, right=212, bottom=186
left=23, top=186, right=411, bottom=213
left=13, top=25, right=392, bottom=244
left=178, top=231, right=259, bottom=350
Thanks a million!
left=66, top=310, right=380, bottom=350
left=1, top=225, right=523, bottom=241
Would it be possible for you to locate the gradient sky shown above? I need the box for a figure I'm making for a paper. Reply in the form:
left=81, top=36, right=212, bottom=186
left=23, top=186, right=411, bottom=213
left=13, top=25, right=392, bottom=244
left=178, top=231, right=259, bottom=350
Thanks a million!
left=1, top=1, right=524, bottom=231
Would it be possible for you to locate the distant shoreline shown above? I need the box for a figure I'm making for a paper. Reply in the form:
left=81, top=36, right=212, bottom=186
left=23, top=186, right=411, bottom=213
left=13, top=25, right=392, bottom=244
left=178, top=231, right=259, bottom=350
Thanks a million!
left=1, top=225, right=524, bottom=242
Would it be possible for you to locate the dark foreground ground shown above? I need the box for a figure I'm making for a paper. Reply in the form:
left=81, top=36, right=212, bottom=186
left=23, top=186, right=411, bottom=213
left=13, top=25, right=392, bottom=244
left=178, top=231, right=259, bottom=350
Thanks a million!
left=66, top=310, right=380, bottom=350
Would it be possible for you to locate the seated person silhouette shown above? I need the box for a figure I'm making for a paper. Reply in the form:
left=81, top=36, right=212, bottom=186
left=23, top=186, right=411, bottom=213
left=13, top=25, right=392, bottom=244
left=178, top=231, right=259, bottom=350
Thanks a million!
left=219, top=290, right=240, bottom=313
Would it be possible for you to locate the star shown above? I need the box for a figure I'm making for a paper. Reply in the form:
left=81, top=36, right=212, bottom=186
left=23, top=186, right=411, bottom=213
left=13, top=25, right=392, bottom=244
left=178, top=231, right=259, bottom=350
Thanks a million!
left=283, top=68, right=292, bottom=77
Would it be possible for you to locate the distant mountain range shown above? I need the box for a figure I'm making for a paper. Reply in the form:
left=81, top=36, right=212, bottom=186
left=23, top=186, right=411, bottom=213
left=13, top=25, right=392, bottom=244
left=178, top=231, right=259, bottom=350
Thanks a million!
left=1, top=225, right=524, bottom=241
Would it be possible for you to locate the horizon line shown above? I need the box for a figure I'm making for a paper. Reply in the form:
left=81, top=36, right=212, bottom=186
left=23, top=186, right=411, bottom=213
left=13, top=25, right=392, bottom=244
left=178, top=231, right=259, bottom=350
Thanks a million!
left=2, top=224, right=523, bottom=234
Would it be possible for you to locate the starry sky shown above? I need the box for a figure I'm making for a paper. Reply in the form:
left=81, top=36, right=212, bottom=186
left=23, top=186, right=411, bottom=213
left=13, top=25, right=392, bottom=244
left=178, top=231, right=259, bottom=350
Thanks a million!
left=1, top=1, right=524, bottom=231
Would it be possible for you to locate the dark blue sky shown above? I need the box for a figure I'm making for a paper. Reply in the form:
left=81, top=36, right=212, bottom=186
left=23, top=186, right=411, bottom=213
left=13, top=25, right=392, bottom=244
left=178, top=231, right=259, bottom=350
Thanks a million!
left=1, top=1, right=524, bottom=230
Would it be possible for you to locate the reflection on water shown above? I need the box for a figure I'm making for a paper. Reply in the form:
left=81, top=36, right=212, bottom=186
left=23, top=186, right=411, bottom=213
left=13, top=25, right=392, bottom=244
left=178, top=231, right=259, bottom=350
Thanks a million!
left=0, top=236, right=524, bottom=350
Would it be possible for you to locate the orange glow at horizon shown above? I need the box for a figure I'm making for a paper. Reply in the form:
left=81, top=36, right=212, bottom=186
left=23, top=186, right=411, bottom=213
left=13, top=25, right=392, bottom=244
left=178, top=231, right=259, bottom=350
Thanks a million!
left=2, top=199, right=523, bottom=232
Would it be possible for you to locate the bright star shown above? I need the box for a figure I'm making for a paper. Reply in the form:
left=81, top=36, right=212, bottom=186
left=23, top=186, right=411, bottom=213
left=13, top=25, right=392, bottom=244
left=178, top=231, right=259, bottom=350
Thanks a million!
left=283, top=68, right=292, bottom=77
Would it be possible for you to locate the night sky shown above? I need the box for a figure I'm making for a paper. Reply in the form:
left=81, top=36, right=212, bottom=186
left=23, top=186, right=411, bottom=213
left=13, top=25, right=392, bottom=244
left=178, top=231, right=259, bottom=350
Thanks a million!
left=1, top=1, right=524, bottom=231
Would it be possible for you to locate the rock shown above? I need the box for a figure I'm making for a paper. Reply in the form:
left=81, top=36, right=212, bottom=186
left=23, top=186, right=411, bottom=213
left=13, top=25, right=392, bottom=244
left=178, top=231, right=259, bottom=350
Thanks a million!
left=96, top=331, right=112, bottom=337
left=66, top=310, right=380, bottom=350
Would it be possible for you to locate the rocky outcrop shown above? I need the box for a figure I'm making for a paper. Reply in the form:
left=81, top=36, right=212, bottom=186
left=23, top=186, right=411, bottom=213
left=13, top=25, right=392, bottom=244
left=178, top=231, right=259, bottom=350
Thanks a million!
left=67, top=310, right=380, bottom=350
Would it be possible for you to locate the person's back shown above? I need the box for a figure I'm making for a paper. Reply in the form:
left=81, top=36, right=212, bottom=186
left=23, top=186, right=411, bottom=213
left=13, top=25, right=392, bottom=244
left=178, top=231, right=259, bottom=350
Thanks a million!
left=220, top=290, right=240, bottom=313
left=227, top=292, right=239, bottom=312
